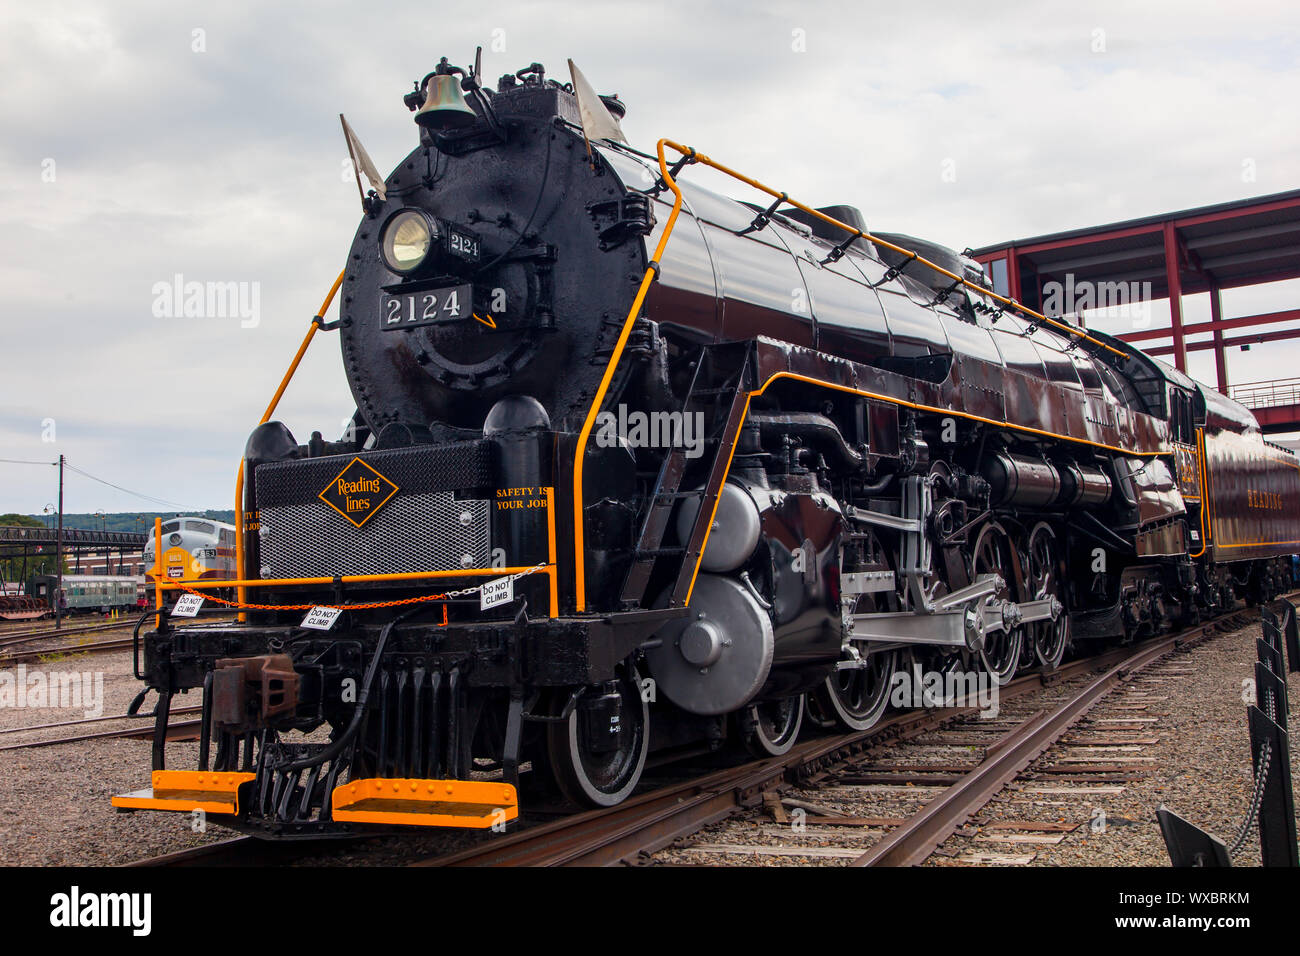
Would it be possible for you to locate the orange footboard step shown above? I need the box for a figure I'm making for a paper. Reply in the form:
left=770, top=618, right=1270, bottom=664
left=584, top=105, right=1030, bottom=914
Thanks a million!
left=112, top=770, right=255, bottom=815
left=331, top=778, right=518, bottom=829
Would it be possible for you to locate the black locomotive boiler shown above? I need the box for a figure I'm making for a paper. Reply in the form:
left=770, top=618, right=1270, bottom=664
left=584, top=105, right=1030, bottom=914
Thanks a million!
left=115, top=56, right=1300, bottom=836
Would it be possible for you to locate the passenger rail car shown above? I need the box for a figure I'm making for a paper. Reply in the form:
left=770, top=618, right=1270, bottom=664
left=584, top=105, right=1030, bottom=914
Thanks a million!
left=114, top=55, right=1300, bottom=837
left=28, top=574, right=140, bottom=615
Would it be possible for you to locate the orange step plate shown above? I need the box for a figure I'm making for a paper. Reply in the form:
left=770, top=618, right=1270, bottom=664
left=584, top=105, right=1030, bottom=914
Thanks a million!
left=331, top=778, right=518, bottom=829
left=112, top=770, right=255, bottom=815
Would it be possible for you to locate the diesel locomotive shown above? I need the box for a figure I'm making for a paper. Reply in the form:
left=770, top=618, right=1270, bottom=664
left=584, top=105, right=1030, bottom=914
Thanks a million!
left=141, top=516, right=237, bottom=587
left=114, top=55, right=1300, bottom=837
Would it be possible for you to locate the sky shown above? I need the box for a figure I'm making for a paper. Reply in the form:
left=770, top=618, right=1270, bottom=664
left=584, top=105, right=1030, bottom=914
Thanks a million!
left=1, top=0, right=1298, bottom=514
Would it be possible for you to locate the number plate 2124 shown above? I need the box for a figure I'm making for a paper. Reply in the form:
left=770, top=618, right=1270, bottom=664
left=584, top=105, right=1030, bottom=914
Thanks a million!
left=382, top=284, right=473, bottom=331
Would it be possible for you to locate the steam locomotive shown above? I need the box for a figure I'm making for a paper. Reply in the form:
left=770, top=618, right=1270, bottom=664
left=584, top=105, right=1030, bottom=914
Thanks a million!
left=115, top=56, right=1300, bottom=837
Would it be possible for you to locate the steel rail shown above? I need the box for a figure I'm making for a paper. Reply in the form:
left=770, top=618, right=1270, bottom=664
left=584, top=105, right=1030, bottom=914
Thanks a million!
left=0, top=636, right=137, bottom=666
left=0, top=717, right=200, bottom=752
left=0, top=619, right=143, bottom=649
left=124, top=838, right=257, bottom=867
left=415, top=713, right=954, bottom=867
left=0, top=705, right=201, bottom=737
left=850, top=611, right=1255, bottom=867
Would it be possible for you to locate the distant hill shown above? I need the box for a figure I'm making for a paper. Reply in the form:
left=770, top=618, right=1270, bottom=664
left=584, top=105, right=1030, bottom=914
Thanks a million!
left=16, top=511, right=237, bottom=534
left=0, top=514, right=45, bottom=529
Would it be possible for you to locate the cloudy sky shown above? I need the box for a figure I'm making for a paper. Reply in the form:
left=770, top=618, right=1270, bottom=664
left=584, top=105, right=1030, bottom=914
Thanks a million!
left=1, top=0, right=1298, bottom=514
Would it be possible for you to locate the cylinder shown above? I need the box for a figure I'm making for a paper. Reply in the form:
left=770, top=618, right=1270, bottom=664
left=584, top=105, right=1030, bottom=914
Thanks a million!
left=1057, top=462, right=1112, bottom=508
left=981, top=453, right=1060, bottom=508
left=982, top=453, right=1111, bottom=509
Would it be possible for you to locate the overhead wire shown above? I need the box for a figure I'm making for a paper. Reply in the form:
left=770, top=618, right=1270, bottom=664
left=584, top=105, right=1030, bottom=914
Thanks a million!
left=0, top=456, right=191, bottom=511
left=64, top=463, right=189, bottom=510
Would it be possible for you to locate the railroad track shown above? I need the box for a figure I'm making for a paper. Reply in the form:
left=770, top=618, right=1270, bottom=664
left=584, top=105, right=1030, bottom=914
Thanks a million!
left=0, top=707, right=202, bottom=752
left=125, top=664, right=1079, bottom=868
left=0, top=617, right=51, bottom=629
left=121, top=603, right=1275, bottom=868
left=0, top=612, right=235, bottom=656
left=0, top=636, right=138, bottom=666
left=847, top=626, right=1223, bottom=866
left=0, top=619, right=138, bottom=651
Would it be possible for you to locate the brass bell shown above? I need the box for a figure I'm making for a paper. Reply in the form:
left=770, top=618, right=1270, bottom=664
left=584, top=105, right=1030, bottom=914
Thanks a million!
left=414, top=75, right=477, bottom=130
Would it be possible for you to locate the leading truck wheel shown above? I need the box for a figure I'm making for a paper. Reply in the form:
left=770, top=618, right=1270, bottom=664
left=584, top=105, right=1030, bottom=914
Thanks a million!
left=741, top=695, right=805, bottom=757
left=546, top=662, right=650, bottom=808
left=813, top=649, right=898, bottom=731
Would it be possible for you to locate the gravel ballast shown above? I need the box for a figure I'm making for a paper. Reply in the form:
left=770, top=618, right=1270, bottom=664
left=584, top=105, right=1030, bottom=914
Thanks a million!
left=0, top=650, right=223, bottom=866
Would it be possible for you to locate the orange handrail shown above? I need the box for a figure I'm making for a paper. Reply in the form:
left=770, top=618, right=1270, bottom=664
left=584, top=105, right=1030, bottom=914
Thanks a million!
left=153, top=517, right=163, bottom=627
left=234, top=270, right=345, bottom=617
left=656, top=140, right=1124, bottom=359
left=1189, top=427, right=1209, bottom=558
left=157, top=566, right=548, bottom=590
left=570, top=139, right=686, bottom=611
left=221, top=270, right=559, bottom=622
left=233, top=145, right=1132, bottom=624
left=570, top=138, right=1130, bottom=615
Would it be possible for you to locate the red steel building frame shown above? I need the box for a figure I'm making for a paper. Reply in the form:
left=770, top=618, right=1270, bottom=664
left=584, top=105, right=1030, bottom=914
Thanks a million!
left=969, top=189, right=1300, bottom=403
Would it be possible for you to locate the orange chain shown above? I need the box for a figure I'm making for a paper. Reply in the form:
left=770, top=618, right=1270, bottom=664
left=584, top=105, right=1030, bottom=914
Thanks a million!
left=172, top=582, right=452, bottom=624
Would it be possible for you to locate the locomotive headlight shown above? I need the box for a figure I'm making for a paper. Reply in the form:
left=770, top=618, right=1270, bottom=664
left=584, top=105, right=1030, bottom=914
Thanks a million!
left=381, top=208, right=439, bottom=274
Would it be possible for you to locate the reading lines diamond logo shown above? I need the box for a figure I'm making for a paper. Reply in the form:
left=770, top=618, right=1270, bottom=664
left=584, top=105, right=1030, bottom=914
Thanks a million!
left=318, top=457, right=399, bottom=528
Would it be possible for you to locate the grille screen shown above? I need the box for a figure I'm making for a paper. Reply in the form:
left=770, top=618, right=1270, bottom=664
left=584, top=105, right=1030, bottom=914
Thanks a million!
left=254, top=444, right=493, bottom=579
left=259, top=492, right=490, bottom=578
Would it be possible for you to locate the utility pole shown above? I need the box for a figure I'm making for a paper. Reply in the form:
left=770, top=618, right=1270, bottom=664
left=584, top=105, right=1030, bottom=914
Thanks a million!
left=98, top=510, right=108, bottom=575
left=55, top=455, right=64, bottom=631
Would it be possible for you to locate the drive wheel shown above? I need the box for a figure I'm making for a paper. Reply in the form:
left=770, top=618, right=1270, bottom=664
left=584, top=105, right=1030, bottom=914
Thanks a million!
left=895, top=518, right=968, bottom=707
left=1025, top=522, right=1069, bottom=669
left=817, top=527, right=901, bottom=730
left=546, top=661, right=649, bottom=808
left=971, top=522, right=1023, bottom=685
